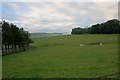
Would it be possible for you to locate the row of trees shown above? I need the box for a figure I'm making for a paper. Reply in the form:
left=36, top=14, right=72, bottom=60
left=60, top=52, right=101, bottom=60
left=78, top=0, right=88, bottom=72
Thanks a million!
left=2, top=20, right=33, bottom=55
left=71, top=19, right=120, bottom=34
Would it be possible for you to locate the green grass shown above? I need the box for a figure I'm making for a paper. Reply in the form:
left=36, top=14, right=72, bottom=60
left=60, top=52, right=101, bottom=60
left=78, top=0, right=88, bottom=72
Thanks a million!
left=2, top=34, right=118, bottom=78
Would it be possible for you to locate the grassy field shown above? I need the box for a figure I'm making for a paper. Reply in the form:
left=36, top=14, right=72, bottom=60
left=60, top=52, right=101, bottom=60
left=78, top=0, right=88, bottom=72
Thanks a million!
left=2, top=34, right=118, bottom=78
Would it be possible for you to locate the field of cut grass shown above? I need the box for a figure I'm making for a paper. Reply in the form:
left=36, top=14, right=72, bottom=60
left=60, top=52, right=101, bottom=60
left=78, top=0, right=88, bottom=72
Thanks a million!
left=2, top=34, right=118, bottom=78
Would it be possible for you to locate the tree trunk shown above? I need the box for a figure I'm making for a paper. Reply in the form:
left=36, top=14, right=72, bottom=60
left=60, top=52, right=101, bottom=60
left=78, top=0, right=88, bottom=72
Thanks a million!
left=5, top=43, right=7, bottom=54
left=12, top=44, right=14, bottom=53
left=2, top=45, right=4, bottom=55
left=15, top=44, right=17, bottom=52
left=7, top=44, right=10, bottom=54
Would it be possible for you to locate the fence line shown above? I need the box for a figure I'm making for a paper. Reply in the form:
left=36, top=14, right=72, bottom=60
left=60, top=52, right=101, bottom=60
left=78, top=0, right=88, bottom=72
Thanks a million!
left=91, top=72, right=120, bottom=80
left=2, top=46, right=28, bottom=56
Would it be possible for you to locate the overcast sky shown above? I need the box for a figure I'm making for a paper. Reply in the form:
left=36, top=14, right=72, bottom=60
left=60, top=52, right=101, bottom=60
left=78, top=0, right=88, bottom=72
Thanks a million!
left=1, top=0, right=119, bottom=33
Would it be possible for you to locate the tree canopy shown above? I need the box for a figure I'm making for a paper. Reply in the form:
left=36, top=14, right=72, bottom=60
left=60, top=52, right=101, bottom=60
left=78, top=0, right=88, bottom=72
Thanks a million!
left=2, top=20, right=33, bottom=55
left=71, top=19, right=120, bottom=34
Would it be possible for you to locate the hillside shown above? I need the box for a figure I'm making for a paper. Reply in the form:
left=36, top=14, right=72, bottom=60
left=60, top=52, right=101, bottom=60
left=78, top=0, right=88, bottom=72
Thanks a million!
left=3, top=34, right=118, bottom=78
left=30, top=33, right=63, bottom=38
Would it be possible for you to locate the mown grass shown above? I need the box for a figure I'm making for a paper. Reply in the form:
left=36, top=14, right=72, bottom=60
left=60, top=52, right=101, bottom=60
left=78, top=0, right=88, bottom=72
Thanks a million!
left=2, top=34, right=118, bottom=78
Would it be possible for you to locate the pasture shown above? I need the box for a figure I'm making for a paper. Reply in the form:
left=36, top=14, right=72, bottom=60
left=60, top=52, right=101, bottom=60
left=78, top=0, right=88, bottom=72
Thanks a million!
left=2, top=34, right=118, bottom=78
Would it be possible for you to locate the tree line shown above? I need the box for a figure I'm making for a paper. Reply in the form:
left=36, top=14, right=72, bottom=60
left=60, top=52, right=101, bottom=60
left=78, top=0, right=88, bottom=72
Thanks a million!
left=2, top=20, right=33, bottom=55
left=71, top=19, right=120, bottom=34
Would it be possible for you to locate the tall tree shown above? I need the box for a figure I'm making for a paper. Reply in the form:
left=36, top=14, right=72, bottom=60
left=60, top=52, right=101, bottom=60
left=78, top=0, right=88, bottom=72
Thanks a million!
left=2, top=20, right=33, bottom=55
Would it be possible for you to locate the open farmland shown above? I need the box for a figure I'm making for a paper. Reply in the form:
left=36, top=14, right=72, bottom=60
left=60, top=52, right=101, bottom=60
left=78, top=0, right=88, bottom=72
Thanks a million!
left=2, top=34, right=118, bottom=78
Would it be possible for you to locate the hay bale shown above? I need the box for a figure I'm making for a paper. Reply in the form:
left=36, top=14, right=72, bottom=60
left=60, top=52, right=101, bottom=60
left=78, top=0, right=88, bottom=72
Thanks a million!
left=100, top=42, right=103, bottom=45
left=80, top=44, right=84, bottom=47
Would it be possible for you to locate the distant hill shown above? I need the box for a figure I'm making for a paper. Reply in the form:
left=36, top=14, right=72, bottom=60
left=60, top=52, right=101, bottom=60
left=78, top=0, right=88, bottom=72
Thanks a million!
left=30, top=33, right=63, bottom=38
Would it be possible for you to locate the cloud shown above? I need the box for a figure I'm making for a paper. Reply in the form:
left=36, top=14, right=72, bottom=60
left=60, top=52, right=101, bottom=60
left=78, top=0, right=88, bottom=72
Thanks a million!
left=2, top=2, right=118, bottom=33
left=2, top=0, right=120, bottom=2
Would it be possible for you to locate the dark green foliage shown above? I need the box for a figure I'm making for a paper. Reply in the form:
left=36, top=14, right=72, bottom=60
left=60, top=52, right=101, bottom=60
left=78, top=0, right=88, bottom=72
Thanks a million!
left=71, top=27, right=87, bottom=34
left=2, top=20, right=33, bottom=55
left=71, top=19, right=120, bottom=34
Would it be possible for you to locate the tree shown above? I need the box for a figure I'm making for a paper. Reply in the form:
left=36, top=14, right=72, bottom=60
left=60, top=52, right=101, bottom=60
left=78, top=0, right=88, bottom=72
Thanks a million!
left=71, top=27, right=87, bottom=34
left=71, top=19, right=120, bottom=34
left=2, top=20, right=33, bottom=55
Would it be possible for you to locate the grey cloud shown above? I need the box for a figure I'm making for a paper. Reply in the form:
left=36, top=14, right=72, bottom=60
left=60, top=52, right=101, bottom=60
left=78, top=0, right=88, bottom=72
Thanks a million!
left=2, top=2, right=118, bottom=33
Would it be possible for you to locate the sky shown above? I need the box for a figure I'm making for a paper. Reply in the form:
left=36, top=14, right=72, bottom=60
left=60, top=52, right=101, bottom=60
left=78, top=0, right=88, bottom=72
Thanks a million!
left=1, top=0, right=119, bottom=33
